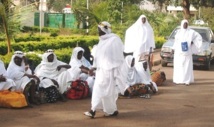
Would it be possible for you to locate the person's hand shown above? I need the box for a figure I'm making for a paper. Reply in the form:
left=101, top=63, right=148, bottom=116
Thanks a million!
left=33, top=75, right=40, bottom=85
left=57, top=66, right=62, bottom=71
left=51, top=79, right=59, bottom=88
left=0, top=75, right=6, bottom=82
left=88, top=69, right=95, bottom=76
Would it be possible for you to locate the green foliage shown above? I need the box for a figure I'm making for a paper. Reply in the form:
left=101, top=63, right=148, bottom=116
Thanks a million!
left=155, top=36, right=166, bottom=48
left=200, top=7, right=214, bottom=31
left=0, top=35, right=99, bottom=55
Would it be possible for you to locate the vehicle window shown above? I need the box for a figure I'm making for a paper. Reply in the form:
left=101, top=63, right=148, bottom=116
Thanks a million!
left=192, top=28, right=209, bottom=41
left=169, top=28, right=179, bottom=39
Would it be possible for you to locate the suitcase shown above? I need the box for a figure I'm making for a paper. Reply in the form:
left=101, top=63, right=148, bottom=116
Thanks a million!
left=0, top=90, right=28, bottom=108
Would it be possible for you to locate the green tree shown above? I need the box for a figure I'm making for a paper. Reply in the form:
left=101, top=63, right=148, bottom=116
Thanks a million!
left=147, top=0, right=214, bottom=19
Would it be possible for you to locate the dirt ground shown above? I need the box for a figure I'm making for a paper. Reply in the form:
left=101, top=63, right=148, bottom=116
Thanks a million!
left=1, top=64, right=214, bottom=127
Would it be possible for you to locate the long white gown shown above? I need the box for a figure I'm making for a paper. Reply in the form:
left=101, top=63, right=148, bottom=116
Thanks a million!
left=172, top=20, right=202, bottom=85
left=0, top=60, right=16, bottom=91
left=91, top=22, right=129, bottom=114
left=34, top=52, right=81, bottom=94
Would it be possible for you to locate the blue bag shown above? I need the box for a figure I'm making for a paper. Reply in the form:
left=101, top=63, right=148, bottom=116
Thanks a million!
left=181, top=42, right=188, bottom=51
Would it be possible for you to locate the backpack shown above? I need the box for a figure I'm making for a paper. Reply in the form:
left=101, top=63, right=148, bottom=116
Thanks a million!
left=66, top=80, right=89, bottom=100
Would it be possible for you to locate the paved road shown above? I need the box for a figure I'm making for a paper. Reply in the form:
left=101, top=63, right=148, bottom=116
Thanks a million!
left=1, top=59, right=214, bottom=127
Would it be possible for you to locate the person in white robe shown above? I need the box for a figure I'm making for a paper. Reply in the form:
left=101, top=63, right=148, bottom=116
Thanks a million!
left=121, top=55, right=141, bottom=87
left=84, top=21, right=132, bottom=118
left=172, top=19, right=202, bottom=85
left=34, top=49, right=80, bottom=96
left=124, top=15, right=155, bottom=70
left=69, top=47, right=95, bottom=94
left=7, top=51, right=40, bottom=105
left=135, top=60, right=158, bottom=94
left=0, top=59, right=16, bottom=91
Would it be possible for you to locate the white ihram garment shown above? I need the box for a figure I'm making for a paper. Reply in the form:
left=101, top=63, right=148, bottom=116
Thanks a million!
left=121, top=55, right=141, bottom=86
left=172, top=20, right=202, bottom=84
left=69, top=47, right=94, bottom=93
left=0, top=60, right=16, bottom=91
left=7, top=52, right=32, bottom=92
left=34, top=52, right=80, bottom=94
left=91, top=32, right=129, bottom=114
left=135, top=61, right=158, bottom=91
left=124, top=15, right=155, bottom=62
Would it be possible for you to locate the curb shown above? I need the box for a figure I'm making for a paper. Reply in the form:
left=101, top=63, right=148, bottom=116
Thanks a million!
left=152, top=49, right=161, bottom=66
left=153, top=59, right=161, bottom=66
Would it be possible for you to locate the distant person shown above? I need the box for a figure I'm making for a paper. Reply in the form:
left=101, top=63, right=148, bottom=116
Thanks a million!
left=172, top=19, right=202, bottom=85
left=124, top=15, right=155, bottom=71
left=84, top=21, right=132, bottom=118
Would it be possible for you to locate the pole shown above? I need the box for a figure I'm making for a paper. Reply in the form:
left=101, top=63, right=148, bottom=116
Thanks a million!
left=199, top=6, right=201, bottom=19
left=121, top=2, right=123, bottom=25
left=39, top=0, right=42, bottom=35
left=86, top=0, right=89, bottom=35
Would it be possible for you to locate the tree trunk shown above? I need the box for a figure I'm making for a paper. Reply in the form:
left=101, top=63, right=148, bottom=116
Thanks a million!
left=2, top=16, right=11, bottom=54
left=0, top=2, right=11, bottom=54
left=182, top=0, right=190, bottom=19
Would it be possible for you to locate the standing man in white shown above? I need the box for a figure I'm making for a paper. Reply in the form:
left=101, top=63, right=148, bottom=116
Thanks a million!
left=84, top=21, right=131, bottom=118
left=124, top=15, right=155, bottom=70
left=172, top=19, right=202, bottom=85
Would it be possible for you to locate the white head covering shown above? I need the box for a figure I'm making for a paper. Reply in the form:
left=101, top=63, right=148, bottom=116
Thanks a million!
left=124, top=15, right=155, bottom=55
left=69, top=47, right=84, bottom=66
left=0, top=59, right=7, bottom=76
left=7, top=51, right=25, bottom=79
left=34, top=50, right=64, bottom=78
left=181, top=19, right=189, bottom=30
left=121, top=55, right=141, bottom=86
left=125, top=55, right=134, bottom=68
left=135, top=60, right=152, bottom=84
left=94, top=21, right=125, bottom=70
left=98, top=21, right=112, bottom=34
left=69, top=47, right=91, bottom=68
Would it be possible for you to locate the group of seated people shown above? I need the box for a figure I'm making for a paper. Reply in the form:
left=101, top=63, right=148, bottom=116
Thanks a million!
left=0, top=46, right=158, bottom=107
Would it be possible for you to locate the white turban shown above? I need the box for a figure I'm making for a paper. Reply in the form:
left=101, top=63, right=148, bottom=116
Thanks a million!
left=98, top=21, right=112, bottom=34
left=14, top=51, right=24, bottom=58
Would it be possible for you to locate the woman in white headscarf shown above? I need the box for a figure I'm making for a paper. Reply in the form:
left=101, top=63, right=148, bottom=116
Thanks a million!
left=135, top=60, right=158, bottom=93
left=7, top=51, right=40, bottom=105
left=124, top=15, right=155, bottom=70
left=34, top=49, right=80, bottom=96
left=172, top=19, right=202, bottom=85
left=84, top=21, right=132, bottom=118
left=121, top=55, right=141, bottom=87
left=0, top=59, right=16, bottom=91
left=69, top=47, right=94, bottom=93
left=124, top=15, right=155, bottom=57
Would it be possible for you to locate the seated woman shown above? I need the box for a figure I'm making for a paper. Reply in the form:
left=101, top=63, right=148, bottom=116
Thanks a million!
left=34, top=49, right=79, bottom=101
left=135, top=60, right=158, bottom=98
left=0, top=59, right=16, bottom=91
left=7, top=51, right=40, bottom=106
left=69, top=47, right=95, bottom=94
left=122, top=55, right=141, bottom=87
left=121, top=55, right=147, bottom=97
